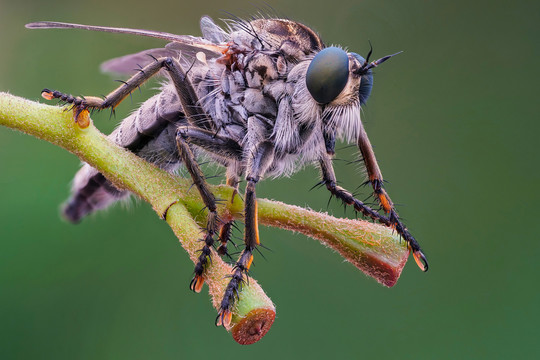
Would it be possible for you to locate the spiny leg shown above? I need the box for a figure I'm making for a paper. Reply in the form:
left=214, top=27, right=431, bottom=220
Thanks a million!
left=216, top=180, right=257, bottom=327
left=319, top=153, right=428, bottom=271
left=176, top=133, right=219, bottom=293
left=356, top=122, right=428, bottom=270
left=217, top=139, right=275, bottom=327
left=45, top=56, right=228, bottom=287
left=176, top=126, right=243, bottom=162
left=41, top=56, right=215, bottom=131
left=217, top=172, right=240, bottom=257
left=176, top=126, right=244, bottom=258
left=44, top=56, right=237, bottom=289
left=319, top=155, right=385, bottom=221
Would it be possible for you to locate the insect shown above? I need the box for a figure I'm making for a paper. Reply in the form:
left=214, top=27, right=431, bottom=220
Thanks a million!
left=26, top=14, right=428, bottom=327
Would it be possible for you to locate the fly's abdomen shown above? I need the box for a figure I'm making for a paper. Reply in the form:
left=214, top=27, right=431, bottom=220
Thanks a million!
left=63, top=88, right=185, bottom=223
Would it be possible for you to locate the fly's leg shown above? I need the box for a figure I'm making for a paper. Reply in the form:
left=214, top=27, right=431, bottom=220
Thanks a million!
left=44, top=56, right=248, bottom=294
left=61, top=56, right=223, bottom=291
left=46, top=56, right=229, bottom=287
left=216, top=139, right=275, bottom=328
left=45, top=56, right=223, bottom=288
left=41, top=57, right=215, bottom=131
left=176, top=126, right=243, bottom=162
left=319, top=155, right=383, bottom=220
left=176, top=126, right=244, bottom=259
left=217, top=172, right=240, bottom=258
left=319, top=153, right=428, bottom=272
left=215, top=182, right=257, bottom=327
left=176, top=133, right=219, bottom=293
left=356, top=122, right=428, bottom=271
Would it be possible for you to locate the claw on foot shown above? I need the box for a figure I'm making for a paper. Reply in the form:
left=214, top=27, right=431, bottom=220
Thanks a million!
left=41, top=89, right=54, bottom=100
left=216, top=309, right=232, bottom=328
left=190, top=275, right=205, bottom=293
left=74, top=108, right=90, bottom=128
left=412, top=248, right=429, bottom=272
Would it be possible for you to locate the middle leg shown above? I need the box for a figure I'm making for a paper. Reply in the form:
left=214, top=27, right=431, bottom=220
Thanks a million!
left=217, top=171, right=240, bottom=258
left=216, top=139, right=275, bottom=327
left=176, top=133, right=219, bottom=293
left=176, top=125, right=244, bottom=258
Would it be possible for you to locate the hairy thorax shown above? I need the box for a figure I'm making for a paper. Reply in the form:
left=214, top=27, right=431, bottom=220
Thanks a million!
left=190, top=20, right=328, bottom=177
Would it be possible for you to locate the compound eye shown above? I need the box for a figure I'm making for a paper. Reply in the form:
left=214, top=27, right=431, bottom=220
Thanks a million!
left=306, top=47, right=349, bottom=104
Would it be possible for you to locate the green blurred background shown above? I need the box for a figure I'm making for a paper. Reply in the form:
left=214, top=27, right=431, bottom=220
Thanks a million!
left=1, top=0, right=538, bottom=358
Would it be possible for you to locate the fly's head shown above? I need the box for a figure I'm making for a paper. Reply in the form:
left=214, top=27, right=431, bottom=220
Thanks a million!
left=306, top=47, right=374, bottom=106
left=304, top=46, right=400, bottom=142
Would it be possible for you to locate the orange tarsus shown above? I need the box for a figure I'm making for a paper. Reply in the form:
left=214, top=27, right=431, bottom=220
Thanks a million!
left=412, top=248, right=428, bottom=272
left=246, top=254, right=254, bottom=270
left=41, top=90, right=54, bottom=100
left=253, top=200, right=260, bottom=245
left=216, top=309, right=232, bottom=328
left=74, top=108, right=90, bottom=129
left=190, top=275, right=205, bottom=293
left=378, top=193, right=392, bottom=213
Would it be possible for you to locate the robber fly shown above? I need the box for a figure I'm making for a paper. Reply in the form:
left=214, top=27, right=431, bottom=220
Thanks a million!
left=26, top=15, right=428, bottom=327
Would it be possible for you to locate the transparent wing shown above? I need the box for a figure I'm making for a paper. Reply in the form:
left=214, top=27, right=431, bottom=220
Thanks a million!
left=200, top=15, right=229, bottom=43
left=100, top=48, right=180, bottom=76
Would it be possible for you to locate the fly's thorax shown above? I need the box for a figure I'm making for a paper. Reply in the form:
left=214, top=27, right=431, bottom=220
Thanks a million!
left=244, top=52, right=280, bottom=88
left=191, top=18, right=358, bottom=170
left=230, top=19, right=323, bottom=58
left=243, top=88, right=278, bottom=118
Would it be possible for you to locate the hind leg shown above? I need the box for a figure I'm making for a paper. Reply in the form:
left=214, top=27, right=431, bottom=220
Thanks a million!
left=41, top=56, right=215, bottom=131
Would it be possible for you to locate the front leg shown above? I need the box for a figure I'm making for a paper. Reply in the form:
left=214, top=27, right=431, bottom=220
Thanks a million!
left=356, top=121, right=428, bottom=271
left=319, top=154, right=428, bottom=271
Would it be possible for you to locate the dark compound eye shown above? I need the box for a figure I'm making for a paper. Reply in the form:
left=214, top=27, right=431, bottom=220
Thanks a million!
left=358, top=72, right=373, bottom=105
left=306, top=47, right=349, bottom=104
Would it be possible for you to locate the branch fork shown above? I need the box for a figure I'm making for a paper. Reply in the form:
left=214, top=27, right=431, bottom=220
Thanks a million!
left=0, top=92, right=409, bottom=344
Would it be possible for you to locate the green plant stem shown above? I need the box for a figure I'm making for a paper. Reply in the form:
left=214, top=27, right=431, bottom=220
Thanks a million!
left=0, top=92, right=410, bottom=344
